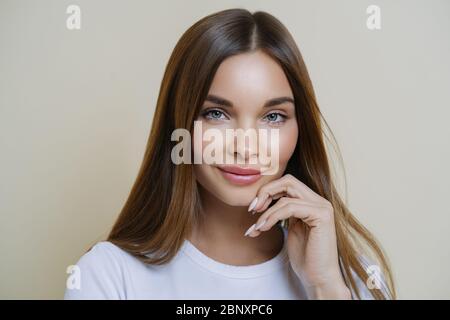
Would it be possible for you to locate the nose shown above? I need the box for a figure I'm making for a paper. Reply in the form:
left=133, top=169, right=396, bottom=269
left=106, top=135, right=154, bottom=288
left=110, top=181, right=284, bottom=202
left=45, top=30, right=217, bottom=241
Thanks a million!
left=225, top=121, right=259, bottom=165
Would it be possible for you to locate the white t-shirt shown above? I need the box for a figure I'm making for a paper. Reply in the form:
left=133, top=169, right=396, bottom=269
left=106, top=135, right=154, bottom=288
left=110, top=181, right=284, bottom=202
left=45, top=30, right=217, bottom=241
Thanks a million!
left=64, top=226, right=381, bottom=300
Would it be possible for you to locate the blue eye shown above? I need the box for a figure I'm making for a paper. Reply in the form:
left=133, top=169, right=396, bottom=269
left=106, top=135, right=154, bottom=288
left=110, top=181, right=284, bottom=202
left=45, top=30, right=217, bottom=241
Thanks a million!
left=201, top=108, right=228, bottom=120
left=264, top=112, right=286, bottom=124
left=200, top=108, right=286, bottom=124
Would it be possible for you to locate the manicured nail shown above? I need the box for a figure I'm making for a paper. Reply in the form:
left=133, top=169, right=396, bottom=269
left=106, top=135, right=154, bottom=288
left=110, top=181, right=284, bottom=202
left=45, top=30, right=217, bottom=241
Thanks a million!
left=255, top=219, right=267, bottom=231
left=248, top=197, right=258, bottom=212
left=244, top=223, right=256, bottom=237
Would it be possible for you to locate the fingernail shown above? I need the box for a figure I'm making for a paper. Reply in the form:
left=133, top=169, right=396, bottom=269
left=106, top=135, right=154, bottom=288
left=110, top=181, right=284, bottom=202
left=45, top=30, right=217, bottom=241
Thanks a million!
left=248, top=197, right=258, bottom=212
left=255, top=219, right=267, bottom=231
left=244, top=223, right=256, bottom=237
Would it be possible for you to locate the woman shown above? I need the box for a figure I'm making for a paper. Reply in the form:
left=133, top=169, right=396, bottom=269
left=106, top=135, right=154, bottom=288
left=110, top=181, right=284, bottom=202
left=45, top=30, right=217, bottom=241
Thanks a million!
left=65, top=8, right=395, bottom=300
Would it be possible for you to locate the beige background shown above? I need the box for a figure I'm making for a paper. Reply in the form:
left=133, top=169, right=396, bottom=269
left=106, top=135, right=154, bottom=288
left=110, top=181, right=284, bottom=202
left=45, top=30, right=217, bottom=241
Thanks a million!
left=1, top=0, right=449, bottom=299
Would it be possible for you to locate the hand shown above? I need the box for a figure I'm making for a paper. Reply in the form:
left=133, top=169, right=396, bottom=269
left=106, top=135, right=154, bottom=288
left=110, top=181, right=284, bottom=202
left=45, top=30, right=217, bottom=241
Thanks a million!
left=245, top=174, right=351, bottom=300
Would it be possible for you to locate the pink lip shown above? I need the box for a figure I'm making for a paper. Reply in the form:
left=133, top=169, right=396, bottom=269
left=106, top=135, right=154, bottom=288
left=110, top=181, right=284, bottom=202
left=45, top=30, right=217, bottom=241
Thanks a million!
left=216, top=165, right=262, bottom=186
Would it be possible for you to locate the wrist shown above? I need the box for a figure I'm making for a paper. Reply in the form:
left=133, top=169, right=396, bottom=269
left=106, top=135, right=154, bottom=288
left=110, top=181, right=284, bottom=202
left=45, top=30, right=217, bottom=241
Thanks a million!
left=305, top=282, right=352, bottom=300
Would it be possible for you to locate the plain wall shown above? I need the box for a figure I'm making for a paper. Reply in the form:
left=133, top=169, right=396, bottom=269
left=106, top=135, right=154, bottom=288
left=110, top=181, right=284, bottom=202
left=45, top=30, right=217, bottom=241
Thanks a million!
left=1, top=0, right=449, bottom=299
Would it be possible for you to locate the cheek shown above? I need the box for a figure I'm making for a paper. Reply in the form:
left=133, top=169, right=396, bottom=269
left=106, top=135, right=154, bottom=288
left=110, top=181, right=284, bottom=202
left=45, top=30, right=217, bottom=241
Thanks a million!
left=277, top=122, right=298, bottom=167
left=193, top=164, right=209, bottom=187
left=191, top=121, right=227, bottom=164
left=259, top=122, right=297, bottom=178
left=191, top=123, right=224, bottom=192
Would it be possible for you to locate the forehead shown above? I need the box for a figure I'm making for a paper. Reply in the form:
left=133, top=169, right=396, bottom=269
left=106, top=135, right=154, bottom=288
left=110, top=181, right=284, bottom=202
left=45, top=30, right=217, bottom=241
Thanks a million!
left=207, top=50, right=293, bottom=108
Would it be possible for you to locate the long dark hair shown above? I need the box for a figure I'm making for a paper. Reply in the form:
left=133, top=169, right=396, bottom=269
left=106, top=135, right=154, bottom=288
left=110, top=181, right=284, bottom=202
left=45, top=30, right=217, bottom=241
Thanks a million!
left=107, top=8, right=396, bottom=299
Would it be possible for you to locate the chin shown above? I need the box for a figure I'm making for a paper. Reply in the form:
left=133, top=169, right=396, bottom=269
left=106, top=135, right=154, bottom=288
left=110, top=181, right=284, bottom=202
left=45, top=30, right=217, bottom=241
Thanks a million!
left=216, top=187, right=257, bottom=207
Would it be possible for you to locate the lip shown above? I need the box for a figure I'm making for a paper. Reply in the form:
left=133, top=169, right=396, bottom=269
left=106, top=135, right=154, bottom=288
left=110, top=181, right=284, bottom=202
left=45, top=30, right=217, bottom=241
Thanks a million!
left=216, top=165, right=262, bottom=186
left=217, top=165, right=261, bottom=175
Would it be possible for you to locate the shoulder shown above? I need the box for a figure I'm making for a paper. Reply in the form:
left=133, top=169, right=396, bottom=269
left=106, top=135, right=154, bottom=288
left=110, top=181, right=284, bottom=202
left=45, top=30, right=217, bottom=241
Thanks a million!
left=75, top=241, right=128, bottom=272
left=64, top=241, right=130, bottom=300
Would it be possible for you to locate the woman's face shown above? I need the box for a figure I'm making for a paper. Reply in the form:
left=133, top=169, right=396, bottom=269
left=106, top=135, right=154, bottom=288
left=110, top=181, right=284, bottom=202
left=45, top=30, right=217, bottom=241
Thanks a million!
left=193, top=50, right=299, bottom=206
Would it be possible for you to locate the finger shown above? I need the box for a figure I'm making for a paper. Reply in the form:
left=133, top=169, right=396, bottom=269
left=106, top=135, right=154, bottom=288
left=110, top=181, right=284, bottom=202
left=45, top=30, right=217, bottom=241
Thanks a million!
left=257, top=197, right=313, bottom=229
left=247, top=229, right=262, bottom=237
left=246, top=198, right=287, bottom=236
left=250, top=174, right=322, bottom=213
left=248, top=176, right=293, bottom=213
left=246, top=200, right=294, bottom=237
left=260, top=199, right=333, bottom=232
left=253, top=194, right=274, bottom=214
left=248, top=183, right=286, bottom=214
left=247, top=198, right=332, bottom=237
left=247, top=197, right=303, bottom=237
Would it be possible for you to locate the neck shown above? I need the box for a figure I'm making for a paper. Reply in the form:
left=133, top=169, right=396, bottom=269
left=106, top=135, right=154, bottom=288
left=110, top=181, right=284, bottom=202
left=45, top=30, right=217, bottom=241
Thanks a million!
left=188, top=185, right=284, bottom=266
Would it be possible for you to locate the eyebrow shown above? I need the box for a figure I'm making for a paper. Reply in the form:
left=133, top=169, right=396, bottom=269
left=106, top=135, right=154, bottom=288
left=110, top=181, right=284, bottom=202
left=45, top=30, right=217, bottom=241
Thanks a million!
left=204, top=94, right=295, bottom=108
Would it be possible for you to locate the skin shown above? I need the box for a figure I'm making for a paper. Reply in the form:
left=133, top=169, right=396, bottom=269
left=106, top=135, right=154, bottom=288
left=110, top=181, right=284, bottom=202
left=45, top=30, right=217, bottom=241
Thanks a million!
left=189, top=50, right=351, bottom=299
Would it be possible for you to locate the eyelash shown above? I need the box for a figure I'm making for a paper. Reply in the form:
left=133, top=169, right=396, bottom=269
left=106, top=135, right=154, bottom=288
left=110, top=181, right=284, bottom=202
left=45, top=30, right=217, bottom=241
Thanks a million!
left=200, top=108, right=287, bottom=125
